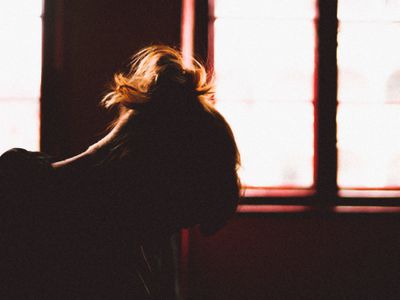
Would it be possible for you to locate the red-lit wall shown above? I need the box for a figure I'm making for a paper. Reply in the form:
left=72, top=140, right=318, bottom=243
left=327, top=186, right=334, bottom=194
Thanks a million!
left=188, top=213, right=400, bottom=299
left=41, top=1, right=400, bottom=299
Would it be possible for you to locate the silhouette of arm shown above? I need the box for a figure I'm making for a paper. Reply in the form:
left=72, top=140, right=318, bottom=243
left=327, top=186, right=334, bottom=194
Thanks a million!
left=51, top=110, right=134, bottom=176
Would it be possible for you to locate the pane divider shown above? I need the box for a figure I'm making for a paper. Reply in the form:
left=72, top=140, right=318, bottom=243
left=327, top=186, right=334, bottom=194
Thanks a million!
left=314, top=0, right=339, bottom=203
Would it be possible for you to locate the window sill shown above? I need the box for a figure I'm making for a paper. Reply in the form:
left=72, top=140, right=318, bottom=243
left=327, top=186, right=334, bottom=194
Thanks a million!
left=237, top=204, right=400, bottom=214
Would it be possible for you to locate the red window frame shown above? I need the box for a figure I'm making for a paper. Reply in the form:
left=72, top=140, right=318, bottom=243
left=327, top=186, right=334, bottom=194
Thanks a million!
left=185, top=0, right=400, bottom=208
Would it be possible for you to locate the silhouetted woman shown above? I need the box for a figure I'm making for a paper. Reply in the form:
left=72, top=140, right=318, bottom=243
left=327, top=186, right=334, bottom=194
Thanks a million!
left=0, top=45, right=240, bottom=299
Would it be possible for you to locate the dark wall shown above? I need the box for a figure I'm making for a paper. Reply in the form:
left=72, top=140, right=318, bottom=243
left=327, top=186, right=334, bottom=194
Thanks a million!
left=188, top=213, right=400, bottom=300
left=41, top=0, right=182, bottom=157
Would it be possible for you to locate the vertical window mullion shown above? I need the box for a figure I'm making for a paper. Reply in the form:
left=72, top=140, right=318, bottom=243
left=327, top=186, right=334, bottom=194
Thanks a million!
left=41, top=0, right=66, bottom=154
left=314, top=0, right=338, bottom=202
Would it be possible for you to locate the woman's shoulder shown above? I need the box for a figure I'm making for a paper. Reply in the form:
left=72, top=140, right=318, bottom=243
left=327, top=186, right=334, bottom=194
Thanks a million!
left=0, top=148, right=54, bottom=176
left=0, top=148, right=55, bottom=199
left=0, top=147, right=53, bottom=167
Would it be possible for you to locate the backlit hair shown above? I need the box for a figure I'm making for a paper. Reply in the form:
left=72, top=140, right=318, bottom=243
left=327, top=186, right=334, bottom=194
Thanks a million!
left=101, top=45, right=214, bottom=110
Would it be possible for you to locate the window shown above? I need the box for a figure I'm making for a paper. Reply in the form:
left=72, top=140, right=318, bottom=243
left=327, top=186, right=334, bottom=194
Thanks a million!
left=210, top=0, right=400, bottom=203
left=0, top=2, right=42, bottom=154
left=213, top=0, right=315, bottom=193
left=337, top=0, right=400, bottom=194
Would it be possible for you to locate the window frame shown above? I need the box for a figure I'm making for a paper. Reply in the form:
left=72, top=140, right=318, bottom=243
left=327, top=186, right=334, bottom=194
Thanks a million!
left=200, top=0, right=400, bottom=207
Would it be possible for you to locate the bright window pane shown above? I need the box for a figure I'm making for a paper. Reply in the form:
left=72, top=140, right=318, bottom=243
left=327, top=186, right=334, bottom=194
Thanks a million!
left=0, top=1, right=42, bottom=154
left=214, top=0, right=316, bottom=188
left=338, top=0, right=400, bottom=189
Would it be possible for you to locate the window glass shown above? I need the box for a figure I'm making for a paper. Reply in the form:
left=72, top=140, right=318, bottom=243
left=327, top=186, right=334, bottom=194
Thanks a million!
left=337, top=0, right=400, bottom=189
left=0, top=1, right=42, bottom=154
left=214, top=0, right=316, bottom=188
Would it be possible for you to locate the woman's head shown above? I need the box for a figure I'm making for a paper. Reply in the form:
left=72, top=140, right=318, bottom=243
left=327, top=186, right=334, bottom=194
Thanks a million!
left=102, top=45, right=213, bottom=110
left=102, top=45, right=240, bottom=235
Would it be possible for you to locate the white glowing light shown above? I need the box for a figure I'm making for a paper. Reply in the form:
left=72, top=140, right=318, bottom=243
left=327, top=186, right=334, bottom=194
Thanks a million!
left=337, top=0, right=400, bottom=188
left=214, top=0, right=316, bottom=188
left=0, top=1, right=42, bottom=153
